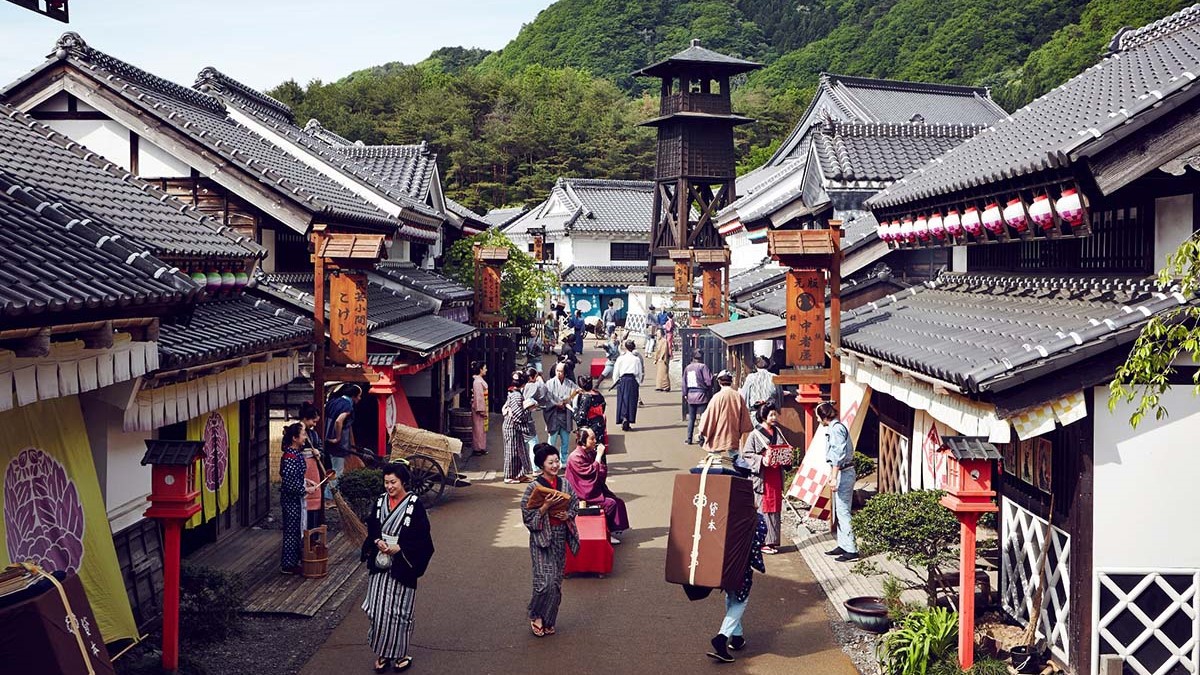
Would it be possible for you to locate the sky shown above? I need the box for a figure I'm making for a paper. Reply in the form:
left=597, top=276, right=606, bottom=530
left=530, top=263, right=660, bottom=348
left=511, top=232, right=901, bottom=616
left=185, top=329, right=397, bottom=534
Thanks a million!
left=0, top=0, right=553, bottom=91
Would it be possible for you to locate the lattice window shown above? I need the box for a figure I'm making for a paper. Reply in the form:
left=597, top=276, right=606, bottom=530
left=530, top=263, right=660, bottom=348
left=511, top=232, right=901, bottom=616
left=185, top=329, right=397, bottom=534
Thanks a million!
left=1095, top=570, right=1200, bottom=675
left=878, top=423, right=910, bottom=493
left=1001, top=497, right=1072, bottom=664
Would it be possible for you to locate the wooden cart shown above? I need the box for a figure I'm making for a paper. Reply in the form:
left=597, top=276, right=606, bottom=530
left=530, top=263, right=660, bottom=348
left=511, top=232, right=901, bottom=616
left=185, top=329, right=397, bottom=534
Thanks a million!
left=388, top=425, right=468, bottom=508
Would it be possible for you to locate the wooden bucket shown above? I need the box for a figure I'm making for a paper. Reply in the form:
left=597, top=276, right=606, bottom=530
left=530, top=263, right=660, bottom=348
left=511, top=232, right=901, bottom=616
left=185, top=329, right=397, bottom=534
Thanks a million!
left=448, top=407, right=473, bottom=449
left=302, top=526, right=329, bottom=579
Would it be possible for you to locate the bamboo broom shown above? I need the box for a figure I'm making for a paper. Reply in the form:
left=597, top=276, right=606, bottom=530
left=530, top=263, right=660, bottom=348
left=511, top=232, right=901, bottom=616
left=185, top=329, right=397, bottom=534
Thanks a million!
left=315, top=470, right=369, bottom=543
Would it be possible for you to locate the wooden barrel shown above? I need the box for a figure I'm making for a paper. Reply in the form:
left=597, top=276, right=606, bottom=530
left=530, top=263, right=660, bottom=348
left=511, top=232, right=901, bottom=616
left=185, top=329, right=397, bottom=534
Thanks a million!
left=449, top=407, right=473, bottom=434
left=302, top=526, right=329, bottom=579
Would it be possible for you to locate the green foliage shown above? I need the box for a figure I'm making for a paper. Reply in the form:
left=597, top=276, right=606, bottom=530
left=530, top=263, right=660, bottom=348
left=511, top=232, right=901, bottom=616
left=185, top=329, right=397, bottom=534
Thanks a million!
left=878, top=606, right=959, bottom=675
left=854, top=451, right=877, bottom=478
left=179, top=564, right=243, bottom=644
left=337, top=468, right=383, bottom=520
left=854, top=490, right=960, bottom=605
left=443, top=229, right=559, bottom=323
left=881, top=573, right=921, bottom=621
left=966, top=658, right=1012, bottom=675
left=1109, top=232, right=1200, bottom=427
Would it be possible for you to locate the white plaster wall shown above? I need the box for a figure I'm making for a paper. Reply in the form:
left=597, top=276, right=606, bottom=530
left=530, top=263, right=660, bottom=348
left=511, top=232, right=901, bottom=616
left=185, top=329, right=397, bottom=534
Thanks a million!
left=105, top=422, right=153, bottom=533
left=1154, top=194, right=1193, bottom=270
left=951, top=246, right=968, bottom=273
left=137, top=139, right=191, bottom=178
left=728, top=232, right=768, bottom=271
left=39, top=91, right=70, bottom=111
left=46, top=120, right=130, bottom=170
left=1094, top=385, right=1200, bottom=569
left=556, top=236, right=576, bottom=268
left=260, top=228, right=277, bottom=273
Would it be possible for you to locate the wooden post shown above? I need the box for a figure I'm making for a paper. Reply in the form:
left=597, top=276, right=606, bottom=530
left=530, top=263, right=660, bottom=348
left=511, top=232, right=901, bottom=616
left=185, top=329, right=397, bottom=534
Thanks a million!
left=829, top=221, right=843, bottom=411
left=376, top=391, right=389, bottom=459
left=312, top=227, right=327, bottom=410
left=958, top=512, right=979, bottom=670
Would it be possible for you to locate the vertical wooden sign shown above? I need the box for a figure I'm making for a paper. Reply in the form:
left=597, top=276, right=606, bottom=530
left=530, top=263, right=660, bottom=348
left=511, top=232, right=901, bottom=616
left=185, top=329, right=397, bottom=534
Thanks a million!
left=480, top=264, right=502, bottom=317
left=330, top=271, right=368, bottom=364
left=700, top=266, right=723, bottom=319
left=673, top=261, right=692, bottom=300
left=532, top=235, right=544, bottom=262
left=785, top=269, right=825, bottom=367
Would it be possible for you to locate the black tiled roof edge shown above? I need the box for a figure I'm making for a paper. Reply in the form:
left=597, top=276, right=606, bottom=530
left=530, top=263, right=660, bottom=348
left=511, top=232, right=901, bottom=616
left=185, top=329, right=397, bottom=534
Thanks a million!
left=375, top=262, right=474, bottom=303
left=633, top=41, right=763, bottom=77
left=840, top=272, right=1194, bottom=391
left=194, top=67, right=295, bottom=124
left=339, top=141, right=431, bottom=158
left=444, top=197, right=488, bottom=228
left=302, top=119, right=355, bottom=146
left=1112, top=3, right=1200, bottom=52
left=250, top=272, right=435, bottom=330
left=31, top=34, right=403, bottom=233
left=141, top=439, right=203, bottom=466
left=2, top=106, right=264, bottom=260
left=156, top=294, right=311, bottom=369
left=0, top=169, right=199, bottom=318
left=560, top=265, right=649, bottom=286
left=196, top=71, right=443, bottom=230
left=821, top=120, right=987, bottom=138
left=367, top=313, right=478, bottom=357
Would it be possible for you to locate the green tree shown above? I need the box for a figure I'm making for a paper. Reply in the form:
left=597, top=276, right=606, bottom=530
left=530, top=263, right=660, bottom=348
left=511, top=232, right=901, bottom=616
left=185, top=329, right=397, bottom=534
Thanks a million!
left=443, top=229, right=558, bottom=323
left=852, top=489, right=960, bottom=605
left=1109, top=233, right=1200, bottom=427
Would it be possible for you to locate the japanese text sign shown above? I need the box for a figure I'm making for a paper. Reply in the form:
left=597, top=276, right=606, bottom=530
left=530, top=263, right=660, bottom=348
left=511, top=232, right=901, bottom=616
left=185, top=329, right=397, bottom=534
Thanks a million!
left=785, top=269, right=825, bottom=367
left=330, top=271, right=368, bottom=364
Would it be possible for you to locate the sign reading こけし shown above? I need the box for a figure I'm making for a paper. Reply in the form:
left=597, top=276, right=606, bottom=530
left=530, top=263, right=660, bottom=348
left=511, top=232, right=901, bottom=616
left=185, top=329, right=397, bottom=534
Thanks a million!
left=330, top=271, right=368, bottom=364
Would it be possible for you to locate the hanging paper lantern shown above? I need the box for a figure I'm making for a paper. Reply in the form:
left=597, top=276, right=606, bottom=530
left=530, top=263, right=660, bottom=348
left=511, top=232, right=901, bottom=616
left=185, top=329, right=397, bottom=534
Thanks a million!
left=234, top=271, right=249, bottom=288
left=913, top=215, right=930, bottom=241
left=1056, top=188, right=1085, bottom=227
left=221, top=272, right=236, bottom=289
left=944, top=210, right=963, bottom=237
left=900, top=217, right=915, bottom=243
left=981, top=203, right=1004, bottom=234
left=928, top=213, right=945, bottom=239
left=1003, top=198, right=1030, bottom=233
left=206, top=271, right=222, bottom=287
left=961, top=207, right=983, bottom=237
left=190, top=271, right=208, bottom=287
left=1029, top=194, right=1055, bottom=231
left=877, top=220, right=892, bottom=242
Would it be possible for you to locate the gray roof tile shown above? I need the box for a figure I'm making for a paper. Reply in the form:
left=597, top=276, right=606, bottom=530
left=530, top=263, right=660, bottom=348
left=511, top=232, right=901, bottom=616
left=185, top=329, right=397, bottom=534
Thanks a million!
left=560, top=266, right=648, bottom=287
left=633, top=41, right=763, bottom=78
left=482, top=207, right=527, bottom=228
left=374, top=262, right=473, bottom=303
left=157, top=295, right=311, bottom=369
left=870, top=4, right=1200, bottom=209
left=813, top=121, right=986, bottom=184
left=840, top=273, right=1195, bottom=392
left=368, top=313, right=478, bottom=357
left=507, top=178, right=654, bottom=236
left=254, top=272, right=434, bottom=329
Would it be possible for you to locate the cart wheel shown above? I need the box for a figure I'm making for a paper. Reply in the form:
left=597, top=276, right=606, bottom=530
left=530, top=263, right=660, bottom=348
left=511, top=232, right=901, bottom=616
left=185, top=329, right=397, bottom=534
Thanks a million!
left=405, top=454, right=445, bottom=508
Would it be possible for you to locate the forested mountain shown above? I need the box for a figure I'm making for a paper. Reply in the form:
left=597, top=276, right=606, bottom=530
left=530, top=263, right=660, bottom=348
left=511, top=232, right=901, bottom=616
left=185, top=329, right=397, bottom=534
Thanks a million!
left=269, top=0, right=1194, bottom=213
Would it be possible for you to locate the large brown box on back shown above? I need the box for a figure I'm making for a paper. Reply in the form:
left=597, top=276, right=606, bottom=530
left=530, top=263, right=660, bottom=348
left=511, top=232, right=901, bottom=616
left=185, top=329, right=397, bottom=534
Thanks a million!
left=0, top=571, right=116, bottom=675
left=665, top=471, right=757, bottom=591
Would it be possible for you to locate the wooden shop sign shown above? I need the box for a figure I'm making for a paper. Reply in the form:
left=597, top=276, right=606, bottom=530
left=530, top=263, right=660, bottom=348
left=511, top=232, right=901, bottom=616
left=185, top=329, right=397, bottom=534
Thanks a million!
left=785, top=269, right=825, bottom=367
left=330, top=271, right=368, bottom=364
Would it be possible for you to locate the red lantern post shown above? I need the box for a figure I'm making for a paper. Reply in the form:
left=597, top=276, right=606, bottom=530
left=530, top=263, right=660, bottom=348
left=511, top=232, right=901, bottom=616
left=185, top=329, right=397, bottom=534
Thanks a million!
left=936, top=436, right=1001, bottom=670
left=140, top=440, right=204, bottom=673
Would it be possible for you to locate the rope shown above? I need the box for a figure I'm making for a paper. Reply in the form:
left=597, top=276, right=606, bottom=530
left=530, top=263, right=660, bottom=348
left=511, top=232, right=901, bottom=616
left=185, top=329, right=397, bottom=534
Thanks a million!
left=687, top=455, right=718, bottom=585
left=14, top=562, right=96, bottom=675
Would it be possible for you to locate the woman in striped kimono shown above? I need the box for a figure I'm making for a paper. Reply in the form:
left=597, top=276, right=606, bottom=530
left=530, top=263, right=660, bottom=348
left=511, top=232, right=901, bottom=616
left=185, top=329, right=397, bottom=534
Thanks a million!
left=361, top=462, right=435, bottom=673
left=502, top=371, right=536, bottom=484
left=521, top=444, right=579, bottom=637
left=279, top=422, right=311, bottom=574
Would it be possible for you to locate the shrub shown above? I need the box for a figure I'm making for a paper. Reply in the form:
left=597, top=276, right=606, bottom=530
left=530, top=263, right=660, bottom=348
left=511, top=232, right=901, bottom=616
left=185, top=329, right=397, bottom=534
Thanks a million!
left=337, top=468, right=383, bottom=520
left=967, top=658, right=1011, bottom=675
left=179, top=564, right=243, bottom=644
left=881, top=574, right=920, bottom=621
left=853, top=490, right=960, bottom=605
left=854, top=451, right=877, bottom=478
left=878, top=606, right=958, bottom=675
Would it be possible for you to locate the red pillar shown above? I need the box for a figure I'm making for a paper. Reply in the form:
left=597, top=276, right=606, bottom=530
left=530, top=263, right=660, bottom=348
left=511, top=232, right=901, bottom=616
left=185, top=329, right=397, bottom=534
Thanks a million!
left=161, top=519, right=183, bottom=672
left=376, top=391, right=389, bottom=458
left=958, top=513, right=979, bottom=670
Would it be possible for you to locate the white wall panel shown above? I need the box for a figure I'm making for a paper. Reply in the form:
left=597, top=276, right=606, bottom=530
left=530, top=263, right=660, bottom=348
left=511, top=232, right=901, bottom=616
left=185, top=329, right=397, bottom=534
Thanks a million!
left=46, top=119, right=131, bottom=170
left=137, top=139, right=191, bottom=178
left=1155, top=194, right=1194, bottom=270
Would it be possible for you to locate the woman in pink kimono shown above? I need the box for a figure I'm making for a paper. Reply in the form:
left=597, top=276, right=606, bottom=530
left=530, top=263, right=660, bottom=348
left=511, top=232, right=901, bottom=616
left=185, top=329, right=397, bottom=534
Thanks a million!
left=738, top=403, right=791, bottom=554
left=471, top=361, right=489, bottom=456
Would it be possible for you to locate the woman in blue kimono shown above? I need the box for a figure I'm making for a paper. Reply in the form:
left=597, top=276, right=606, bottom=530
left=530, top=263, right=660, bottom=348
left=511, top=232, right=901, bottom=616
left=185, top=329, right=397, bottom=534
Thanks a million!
left=279, top=422, right=311, bottom=574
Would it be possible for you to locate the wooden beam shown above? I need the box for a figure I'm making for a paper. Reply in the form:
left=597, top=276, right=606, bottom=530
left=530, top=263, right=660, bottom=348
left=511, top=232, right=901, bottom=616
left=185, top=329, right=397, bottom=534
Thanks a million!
left=8, top=328, right=51, bottom=358
left=773, top=368, right=837, bottom=386
left=80, top=321, right=114, bottom=349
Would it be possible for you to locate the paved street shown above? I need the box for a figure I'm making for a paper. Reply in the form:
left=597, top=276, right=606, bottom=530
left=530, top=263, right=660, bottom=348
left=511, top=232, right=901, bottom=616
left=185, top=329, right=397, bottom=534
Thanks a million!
left=302, top=347, right=858, bottom=674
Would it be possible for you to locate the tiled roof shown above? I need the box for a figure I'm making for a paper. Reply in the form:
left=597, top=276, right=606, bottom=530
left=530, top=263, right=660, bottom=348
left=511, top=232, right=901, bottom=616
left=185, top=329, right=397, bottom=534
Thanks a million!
left=940, top=436, right=1002, bottom=461
left=482, top=207, right=527, bottom=228
left=709, top=313, right=786, bottom=342
left=813, top=121, right=986, bottom=184
left=633, top=41, right=763, bottom=78
left=729, top=261, right=787, bottom=300
left=0, top=105, right=261, bottom=260
left=560, top=266, right=648, bottom=287
left=157, top=295, right=311, bottom=369
left=253, top=273, right=434, bottom=329
left=739, top=263, right=903, bottom=317
left=507, top=178, right=654, bottom=236
left=331, top=142, right=438, bottom=204
left=368, top=313, right=478, bottom=357
left=717, top=158, right=824, bottom=230
left=839, top=273, right=1194, bottom=392
left=870, top=4, right=1200, bottom=209
left=443, top=197, right=489, bottom=231
left=5, top=33, right=407, bottom=234
left=770, top=73, right=1007, bottom=165
left=0, top=168, right=197, bottom=322
left=301, top=119, right=355, bottom=146
left=374, top=262, right=474, bottom=303
left=193, top=67, right=295, bottom=125
left=141, top=440, right=204, bottom=466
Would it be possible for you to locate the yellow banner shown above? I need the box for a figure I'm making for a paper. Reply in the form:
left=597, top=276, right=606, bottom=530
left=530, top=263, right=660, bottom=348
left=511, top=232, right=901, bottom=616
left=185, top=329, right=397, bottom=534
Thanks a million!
left=0, top=397, right=138, bottom=643
left=185, top=403, right=240, bottom=528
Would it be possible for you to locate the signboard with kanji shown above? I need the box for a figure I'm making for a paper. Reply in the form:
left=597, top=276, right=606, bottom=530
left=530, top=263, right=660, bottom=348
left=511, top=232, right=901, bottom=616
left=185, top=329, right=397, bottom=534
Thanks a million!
left=785, top=269, right=825, bottom=367
left=330, top=271, right=368, bottom=364
left=700, top=266, right=724, bottom=319
left=479, top=264, right=502, bottom=316
left=673, top=261, right=692, bottom=299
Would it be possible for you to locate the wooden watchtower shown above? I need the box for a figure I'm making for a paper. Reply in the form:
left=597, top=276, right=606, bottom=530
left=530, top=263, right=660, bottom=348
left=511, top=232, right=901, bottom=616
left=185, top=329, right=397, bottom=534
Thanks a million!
left=633, top=40, right=762, bottom=315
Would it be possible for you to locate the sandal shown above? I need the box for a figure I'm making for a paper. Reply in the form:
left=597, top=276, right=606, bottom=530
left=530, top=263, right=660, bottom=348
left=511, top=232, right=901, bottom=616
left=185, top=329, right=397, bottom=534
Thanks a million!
left=530, top=619, right=546, bottom=637
left=544, top=626, right=556, bottom=636
left=374, top=657, right=388, bottom=673
left=392, top=656, right=413, bottom=672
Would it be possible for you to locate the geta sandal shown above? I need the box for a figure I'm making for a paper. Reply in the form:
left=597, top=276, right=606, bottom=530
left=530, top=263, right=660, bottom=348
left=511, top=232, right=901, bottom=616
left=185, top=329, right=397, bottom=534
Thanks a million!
left=374, top=657, right=388, bottom=673
left=530, top=619, right=546, bottom=637
left=392, top=656, right=413, bottom=672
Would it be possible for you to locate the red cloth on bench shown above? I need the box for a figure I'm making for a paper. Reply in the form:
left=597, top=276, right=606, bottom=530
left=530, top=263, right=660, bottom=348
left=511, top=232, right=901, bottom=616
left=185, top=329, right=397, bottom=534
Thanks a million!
left=565, top=513, right=613, bottom=575
left=590, top=358, right=607, bottom=379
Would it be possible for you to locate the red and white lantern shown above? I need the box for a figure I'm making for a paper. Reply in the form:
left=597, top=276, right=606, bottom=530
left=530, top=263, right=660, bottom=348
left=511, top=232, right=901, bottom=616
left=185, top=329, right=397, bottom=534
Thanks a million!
left=928, top=213, right=946, bottom=239
left=961, top=207, right=983, bottom=237
left=1056, top=188, right=1085, bottom=227
left=981, top=203, right=1003, bottom=234
left=1029, top=194, right=1054, bottom=231
left=944, top=210, right=963, bottom=237
left=1003, top=198, right=1029, bottom=233
left=877, top=220, right=891, bottom=242
left=914, top=215, right=930, bottom=241
left=900, top=216, right=915, bottom=243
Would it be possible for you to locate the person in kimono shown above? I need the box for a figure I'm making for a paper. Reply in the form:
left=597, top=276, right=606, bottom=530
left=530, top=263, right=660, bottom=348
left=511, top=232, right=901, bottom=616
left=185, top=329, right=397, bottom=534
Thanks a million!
left=502, top=371, right=536, bottom=484
left=521, top=444, right=579, bottom=637
left=612, top=340, right=643, bottom=431
left=596, top=333, right=621, bottom=389
left=361, top=462, right=435, bottom=673
left=470, top=361, right=489, bottom=456
left=739, top=356, right=776, bottom=410
left=707, top=515, right=767, bottom=663
left=566, top=427, right=629, bottom=544
left=559, top=335, right=579, bottom=382
left=573, top=375, right=607, bottom=446
left=652, top=329, right=672, bottom=391
left=698, top=371, right=753, bottom=458
left=279, top=422, right=313, bottom=574
left=738, top=403, right=791, bottom=554
left=299, top=401, right=326, bottom=529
